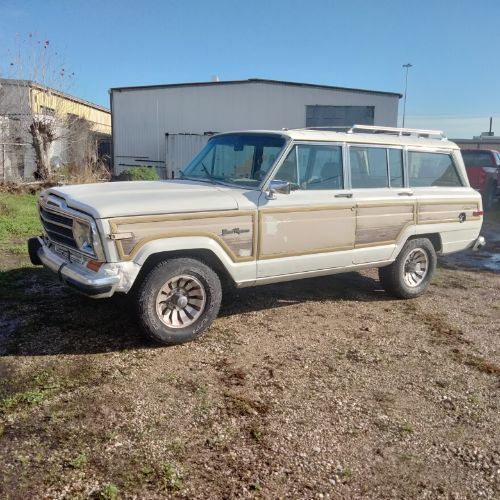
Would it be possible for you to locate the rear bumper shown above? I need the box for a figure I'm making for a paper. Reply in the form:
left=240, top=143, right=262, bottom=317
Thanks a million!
left=472, top=235, right=486, bottom=251
left=28, top=237, right=120, bottom=298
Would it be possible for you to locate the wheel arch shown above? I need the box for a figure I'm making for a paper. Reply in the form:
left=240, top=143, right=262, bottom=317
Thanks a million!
left=130, top=248, right=236, bottom=295
left=408, top=233, right=442, bottom=253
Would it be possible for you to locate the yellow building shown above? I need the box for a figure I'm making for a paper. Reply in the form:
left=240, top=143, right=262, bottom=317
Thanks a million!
left=0, top=78, right=111, bottom=180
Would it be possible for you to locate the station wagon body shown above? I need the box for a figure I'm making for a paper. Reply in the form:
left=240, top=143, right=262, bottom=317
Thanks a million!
left=29, top=125, right=485, bottom=345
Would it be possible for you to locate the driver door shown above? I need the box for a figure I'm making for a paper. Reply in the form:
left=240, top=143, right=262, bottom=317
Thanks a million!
left=257, top=143, right=356, bottom=278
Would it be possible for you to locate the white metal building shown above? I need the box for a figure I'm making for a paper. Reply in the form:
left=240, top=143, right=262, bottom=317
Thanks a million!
left=110, top=79, right=401, bottom=178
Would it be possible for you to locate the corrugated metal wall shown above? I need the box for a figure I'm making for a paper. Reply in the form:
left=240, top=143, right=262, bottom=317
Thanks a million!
left=112, top=81, right=400, bottom=175
left=165, top=134, right=211, bottom=178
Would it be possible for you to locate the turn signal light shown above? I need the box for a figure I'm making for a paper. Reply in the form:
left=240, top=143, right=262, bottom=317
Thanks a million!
left=86, top=260, right=103, bottom=272
left=472, top=210, right=484, bottom=217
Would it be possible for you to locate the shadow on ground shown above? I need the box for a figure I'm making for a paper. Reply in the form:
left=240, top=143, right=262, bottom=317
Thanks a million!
left=0, top=266, right=388, bottom=357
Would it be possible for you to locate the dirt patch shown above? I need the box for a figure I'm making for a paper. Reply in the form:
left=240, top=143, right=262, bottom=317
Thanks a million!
left=0, top=213, right=499, bottom=498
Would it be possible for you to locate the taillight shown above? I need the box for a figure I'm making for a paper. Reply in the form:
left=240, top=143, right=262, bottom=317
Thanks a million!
left=472, top=210, right=484, bottom=217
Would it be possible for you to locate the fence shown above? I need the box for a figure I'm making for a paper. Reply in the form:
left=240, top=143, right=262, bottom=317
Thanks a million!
left=0, top=143, right=36, bottom=183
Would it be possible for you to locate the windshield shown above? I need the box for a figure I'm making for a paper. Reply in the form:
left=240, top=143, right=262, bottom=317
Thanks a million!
left=180, top=133, right=286, bottom=188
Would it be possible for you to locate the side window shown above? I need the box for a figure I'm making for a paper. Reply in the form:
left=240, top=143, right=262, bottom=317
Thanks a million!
left=408, top=151, right=463, bottom=187
left=273, top=144, right=344, bottom=190
left=350, top=146, right=388, bottom=188
left=388, top=149, right=404, bottom=187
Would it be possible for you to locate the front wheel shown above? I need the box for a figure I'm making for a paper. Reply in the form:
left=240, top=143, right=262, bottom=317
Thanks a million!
left=136, top=258, right=222, bottom=345
left=378, top=238, right=437, bottom=299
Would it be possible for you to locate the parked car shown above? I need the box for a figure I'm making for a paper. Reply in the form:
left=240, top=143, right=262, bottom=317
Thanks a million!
left=28, top=125, right=485, bottom=345
left=461, top=149, right=500, bottom=209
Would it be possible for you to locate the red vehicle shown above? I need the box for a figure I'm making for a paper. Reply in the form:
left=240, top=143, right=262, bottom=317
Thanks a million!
left=461, top=149, right=500, bottom=209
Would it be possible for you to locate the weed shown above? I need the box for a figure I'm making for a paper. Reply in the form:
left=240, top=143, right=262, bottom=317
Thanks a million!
left=99, top=483, right=120, bottom=500
left=161, top=463, right=183, bottom=491
left=467, top=393, right=481, bottom=404
left=343, top=466, right=353, bottom=481
left=248, top=421, right=264, bottom=442
left=167, top=439, right=186, bottom=457
left=401, top=422, right=414, bottom=434
left=67, top=452, right=87, bottom=469
left=1, top=389, right=47, bottom=409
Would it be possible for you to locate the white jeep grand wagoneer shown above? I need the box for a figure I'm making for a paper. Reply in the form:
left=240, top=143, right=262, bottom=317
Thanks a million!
left=28, top=125, right=485, bottom=345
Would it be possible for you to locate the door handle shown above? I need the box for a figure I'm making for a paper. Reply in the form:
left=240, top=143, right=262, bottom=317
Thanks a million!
left=398, top=191, right=414, bottom=196
left=334, top=193, right=353, bottom=198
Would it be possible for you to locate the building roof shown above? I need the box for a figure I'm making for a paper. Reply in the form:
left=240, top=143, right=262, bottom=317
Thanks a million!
left=110, top=78, right=402, bottom=98
left=0, top=78, right=110, bottom=113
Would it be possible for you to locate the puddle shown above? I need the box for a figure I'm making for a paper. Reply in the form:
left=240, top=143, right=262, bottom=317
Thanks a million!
left=440, top=238, right=500, bottom=272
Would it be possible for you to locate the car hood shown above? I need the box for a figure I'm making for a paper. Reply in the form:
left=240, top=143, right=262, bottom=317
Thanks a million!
left=45, top=180, right=240, bottom=219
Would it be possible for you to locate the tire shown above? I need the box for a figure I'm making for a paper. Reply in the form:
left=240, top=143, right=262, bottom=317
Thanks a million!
left=136, top=258, right=222, bottom=345
left=378, top=238, right=437, bottom=299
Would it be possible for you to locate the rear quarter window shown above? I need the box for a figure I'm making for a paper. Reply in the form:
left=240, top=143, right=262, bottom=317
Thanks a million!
left=408, top=151, right=463, bottom=187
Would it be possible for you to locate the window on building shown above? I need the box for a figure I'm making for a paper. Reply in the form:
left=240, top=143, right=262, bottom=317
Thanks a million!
left=350, top=146, right=388, bottom=188
left=273, top=144, right=344, bottom=190
left=67, top=112, right=79, bottom=124
left=408, top=151, right=463, bottom=187
left=306, top=105, right=374, bottom=128
left=40, top=106, right=55, bottom=116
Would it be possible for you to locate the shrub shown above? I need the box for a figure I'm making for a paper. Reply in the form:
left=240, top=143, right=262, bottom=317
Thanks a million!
left=116, top=166, right=160, bottom=181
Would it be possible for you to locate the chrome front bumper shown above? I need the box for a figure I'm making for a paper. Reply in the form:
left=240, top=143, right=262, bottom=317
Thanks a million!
left=472, top=235, right=486, bottom=251
left=29, top=237, right=121, bottom=298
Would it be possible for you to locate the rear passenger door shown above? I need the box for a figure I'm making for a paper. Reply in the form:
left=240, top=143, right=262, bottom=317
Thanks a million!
left=349, top=144, right=416, bottom=264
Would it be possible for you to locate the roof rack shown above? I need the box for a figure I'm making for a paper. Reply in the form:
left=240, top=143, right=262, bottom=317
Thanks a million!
left=348, top=124, right=446, bottom=139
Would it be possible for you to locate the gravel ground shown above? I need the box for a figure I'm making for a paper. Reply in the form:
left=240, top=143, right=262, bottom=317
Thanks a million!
left=0, top=215, right=499, bottom=499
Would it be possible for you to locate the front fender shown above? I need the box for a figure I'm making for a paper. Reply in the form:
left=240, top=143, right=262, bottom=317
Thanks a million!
left=131, top=235, right=257, bottom=284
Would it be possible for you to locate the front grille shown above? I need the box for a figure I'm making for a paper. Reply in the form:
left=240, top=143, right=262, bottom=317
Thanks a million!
left=39, top=205, right=78, bottom=250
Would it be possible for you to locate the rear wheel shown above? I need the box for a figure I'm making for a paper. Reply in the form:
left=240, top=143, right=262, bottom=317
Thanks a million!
left=378, top=238, right=437, bottom=299
left=136, top=258, right=222, bottom=345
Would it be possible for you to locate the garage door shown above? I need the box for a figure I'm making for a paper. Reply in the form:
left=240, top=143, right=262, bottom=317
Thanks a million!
left=306, top=105, right=375, bottom=128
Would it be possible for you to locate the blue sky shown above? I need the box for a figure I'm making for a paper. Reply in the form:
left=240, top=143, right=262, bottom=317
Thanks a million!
left=1, top=0, right=499, bottom=137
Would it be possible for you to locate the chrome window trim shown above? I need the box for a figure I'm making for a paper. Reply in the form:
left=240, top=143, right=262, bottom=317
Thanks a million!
left=406, top=148, right=466, bottom=188
left=347, top=142, right=405, bottom=190
left=263, top=140, right=347, bottom=191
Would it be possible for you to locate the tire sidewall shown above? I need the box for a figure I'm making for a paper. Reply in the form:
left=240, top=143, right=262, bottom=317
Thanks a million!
left=395, top=239, right=436, bottom=297
left=137, top=258, right=221, bottom=345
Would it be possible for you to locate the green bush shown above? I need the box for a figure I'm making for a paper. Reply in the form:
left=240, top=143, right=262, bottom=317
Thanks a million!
left=117, top=166, right=160, bottom=181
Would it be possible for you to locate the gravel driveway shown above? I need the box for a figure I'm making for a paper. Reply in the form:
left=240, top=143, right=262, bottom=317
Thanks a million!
left=0, top=212, right=499, bottom=499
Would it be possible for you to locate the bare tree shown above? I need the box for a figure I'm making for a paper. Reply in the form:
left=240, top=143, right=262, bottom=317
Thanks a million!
left=0, top=34, right=75, bottom=180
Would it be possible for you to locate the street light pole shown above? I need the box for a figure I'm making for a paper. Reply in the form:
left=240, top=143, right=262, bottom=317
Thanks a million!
left=402, top=63, right=413, bottom=128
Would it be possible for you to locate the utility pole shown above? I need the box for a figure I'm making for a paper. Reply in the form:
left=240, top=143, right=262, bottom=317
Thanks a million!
left=402, top=63, right=413, bottom=128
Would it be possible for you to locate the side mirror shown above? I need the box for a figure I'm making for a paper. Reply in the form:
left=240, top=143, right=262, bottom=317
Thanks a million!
left=266, top=179, right=291, bottom=199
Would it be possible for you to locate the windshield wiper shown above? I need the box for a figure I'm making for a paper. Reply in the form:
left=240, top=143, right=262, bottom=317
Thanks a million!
left=181, top=163, right=227, bottom=185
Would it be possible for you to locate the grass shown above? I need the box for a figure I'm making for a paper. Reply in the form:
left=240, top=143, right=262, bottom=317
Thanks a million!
left=0, top=193, right=40, bottom=247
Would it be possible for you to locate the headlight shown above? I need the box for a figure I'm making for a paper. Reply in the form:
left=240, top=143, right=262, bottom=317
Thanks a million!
left=73, top=220, right=94, bottom=254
